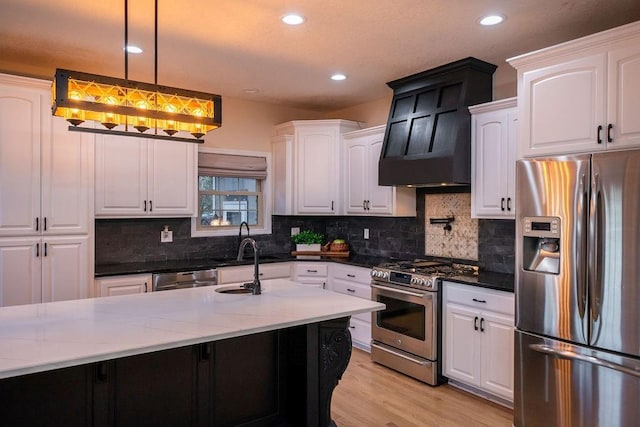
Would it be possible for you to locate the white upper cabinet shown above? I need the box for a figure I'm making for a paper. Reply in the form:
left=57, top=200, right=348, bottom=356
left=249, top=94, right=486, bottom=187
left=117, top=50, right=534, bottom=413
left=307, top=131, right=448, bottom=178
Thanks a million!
left=0, top=79, right=43, bottom=236
left=95, top=136, right=196, bottom=217
left=470, top=98, right=517, bottom=219
left=509, top=21, right=640, bottom=157
left=342, top=125, right=416, bottom=216
left=272, top=120, right=361, bottom=215
left=0, top=75, right=93, bottom=236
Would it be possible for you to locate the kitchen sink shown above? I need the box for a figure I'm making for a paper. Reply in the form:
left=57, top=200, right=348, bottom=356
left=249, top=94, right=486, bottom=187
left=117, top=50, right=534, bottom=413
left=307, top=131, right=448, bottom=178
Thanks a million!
left=215, top=286, right=254, bottom=295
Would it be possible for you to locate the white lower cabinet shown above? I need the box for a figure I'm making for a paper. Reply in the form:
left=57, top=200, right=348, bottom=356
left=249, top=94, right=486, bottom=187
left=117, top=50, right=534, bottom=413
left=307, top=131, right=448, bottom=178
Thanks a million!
left=0, top=236, right=89, bottom=306
left=95, top=274, right=152, bottom=297
left=329, top=263, right=373, bottom=351
left=443, top=281, right=514, bottom=404
left=293, top=262, right=329, bottom=289
left=217, top=262, right=292, bottom=285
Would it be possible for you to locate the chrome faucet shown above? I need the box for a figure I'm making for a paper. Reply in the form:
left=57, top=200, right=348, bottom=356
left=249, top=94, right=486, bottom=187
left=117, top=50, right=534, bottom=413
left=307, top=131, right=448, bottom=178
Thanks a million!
left=237, top=237, right=261, bottom=295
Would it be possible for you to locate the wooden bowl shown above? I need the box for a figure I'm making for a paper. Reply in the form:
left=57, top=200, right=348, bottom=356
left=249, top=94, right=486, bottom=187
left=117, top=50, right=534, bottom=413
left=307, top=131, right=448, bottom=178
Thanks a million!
left=329, top=242, right=349, bottom=252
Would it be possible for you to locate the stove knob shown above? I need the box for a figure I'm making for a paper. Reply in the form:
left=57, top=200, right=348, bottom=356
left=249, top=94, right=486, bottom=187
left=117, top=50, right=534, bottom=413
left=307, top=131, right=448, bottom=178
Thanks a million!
left=383, top=271, right=390, bottom=280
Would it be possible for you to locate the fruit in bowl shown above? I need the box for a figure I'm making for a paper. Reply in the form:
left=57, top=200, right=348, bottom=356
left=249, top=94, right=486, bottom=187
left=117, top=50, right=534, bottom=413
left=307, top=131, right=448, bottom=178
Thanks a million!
left=329, top=239, right=349, bottom=252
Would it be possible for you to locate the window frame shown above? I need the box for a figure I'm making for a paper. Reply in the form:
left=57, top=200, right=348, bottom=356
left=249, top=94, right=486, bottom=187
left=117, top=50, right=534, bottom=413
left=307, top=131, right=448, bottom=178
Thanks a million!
left=191, top=147, right=272, bottom=237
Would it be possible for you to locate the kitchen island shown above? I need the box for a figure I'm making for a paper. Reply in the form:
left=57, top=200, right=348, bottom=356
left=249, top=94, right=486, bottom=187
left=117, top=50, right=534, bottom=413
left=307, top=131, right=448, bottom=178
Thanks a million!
left=0, top=280, right=383, bottom=426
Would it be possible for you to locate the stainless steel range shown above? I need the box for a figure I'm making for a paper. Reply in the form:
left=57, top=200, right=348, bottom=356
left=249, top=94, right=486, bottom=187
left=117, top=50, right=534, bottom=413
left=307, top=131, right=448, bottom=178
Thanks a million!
left=370, top=259, right=477, bottom=386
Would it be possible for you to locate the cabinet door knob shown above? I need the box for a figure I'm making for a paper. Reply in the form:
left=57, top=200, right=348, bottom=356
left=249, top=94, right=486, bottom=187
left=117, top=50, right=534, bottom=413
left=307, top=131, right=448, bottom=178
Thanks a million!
left=474, top=316, right=479, bottom=331
left=607, top=124, right=613, bottom=143
left=597, top=125, right=603, bottom=144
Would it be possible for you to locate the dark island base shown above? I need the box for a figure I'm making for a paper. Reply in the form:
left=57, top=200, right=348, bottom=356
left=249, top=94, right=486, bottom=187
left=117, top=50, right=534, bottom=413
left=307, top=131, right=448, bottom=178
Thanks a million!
left=0, top=317, right=352, bottom=427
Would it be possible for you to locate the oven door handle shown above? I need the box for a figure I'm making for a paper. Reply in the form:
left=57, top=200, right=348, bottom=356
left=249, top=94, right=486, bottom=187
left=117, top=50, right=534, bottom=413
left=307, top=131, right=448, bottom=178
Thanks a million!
left=370, top=283, right=428, bottom=298
left=371, top=343, right=429, bottom=366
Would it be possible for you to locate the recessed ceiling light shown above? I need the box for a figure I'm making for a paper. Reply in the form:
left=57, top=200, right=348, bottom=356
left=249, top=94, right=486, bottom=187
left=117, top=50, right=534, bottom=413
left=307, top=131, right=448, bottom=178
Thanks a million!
left=331, top=73, right=347, bottom=81
left=125, top=45, right=143, bottom=54
left=282, top=14, right=306, bottom=25
left=479, top=14, right=505, bottom=26
left=242, top=88, right=260, bottom=94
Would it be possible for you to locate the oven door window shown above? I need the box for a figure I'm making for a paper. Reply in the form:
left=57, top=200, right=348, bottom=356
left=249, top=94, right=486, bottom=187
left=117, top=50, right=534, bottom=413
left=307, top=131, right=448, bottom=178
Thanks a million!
left=376, top=294, right=425, bottom=340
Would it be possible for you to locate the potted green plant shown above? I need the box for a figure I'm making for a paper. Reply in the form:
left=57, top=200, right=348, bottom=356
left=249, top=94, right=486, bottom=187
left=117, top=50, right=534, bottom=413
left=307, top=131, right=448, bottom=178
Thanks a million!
left=292, top=230, right=324, bottom=256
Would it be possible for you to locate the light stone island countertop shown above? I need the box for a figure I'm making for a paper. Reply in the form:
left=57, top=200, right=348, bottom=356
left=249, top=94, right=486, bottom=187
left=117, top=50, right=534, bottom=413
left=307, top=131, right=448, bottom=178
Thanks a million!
left=0, top=280, right=384, bottom=379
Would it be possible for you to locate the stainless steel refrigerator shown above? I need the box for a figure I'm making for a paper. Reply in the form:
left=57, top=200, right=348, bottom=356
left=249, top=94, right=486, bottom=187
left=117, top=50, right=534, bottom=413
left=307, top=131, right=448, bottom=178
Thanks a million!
left=515, top=150, right=640, bottom=427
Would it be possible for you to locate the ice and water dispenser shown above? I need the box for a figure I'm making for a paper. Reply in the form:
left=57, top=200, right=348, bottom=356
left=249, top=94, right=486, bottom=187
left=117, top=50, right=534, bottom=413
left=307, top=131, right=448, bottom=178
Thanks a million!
left=522, top=216, right=560, bottom=274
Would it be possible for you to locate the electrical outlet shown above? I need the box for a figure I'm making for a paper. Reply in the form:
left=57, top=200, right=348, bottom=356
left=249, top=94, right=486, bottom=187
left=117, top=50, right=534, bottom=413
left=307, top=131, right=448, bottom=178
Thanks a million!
left=364, top=228, right=369, bottom=240
left=291, top=227, right=300, bottom=236
left=161, top=225, right=173, bottom=243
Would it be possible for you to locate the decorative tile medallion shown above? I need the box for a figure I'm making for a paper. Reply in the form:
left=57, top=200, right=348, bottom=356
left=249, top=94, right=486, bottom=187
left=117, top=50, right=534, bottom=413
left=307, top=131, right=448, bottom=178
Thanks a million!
left=425, top=193, right=478, bottom=260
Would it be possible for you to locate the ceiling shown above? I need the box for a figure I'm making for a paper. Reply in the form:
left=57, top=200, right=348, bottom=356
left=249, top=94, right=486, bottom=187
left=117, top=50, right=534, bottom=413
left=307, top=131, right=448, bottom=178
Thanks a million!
left=1, top=0, right=640, bottom=112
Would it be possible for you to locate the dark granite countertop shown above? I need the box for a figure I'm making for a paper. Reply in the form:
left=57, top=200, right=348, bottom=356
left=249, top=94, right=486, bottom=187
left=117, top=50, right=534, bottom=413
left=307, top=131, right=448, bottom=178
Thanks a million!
left=442, top=271, right=514, bottom=293
left=95, top=253, right=514, bottom=292
left=95, top=253, right=391, bottom=277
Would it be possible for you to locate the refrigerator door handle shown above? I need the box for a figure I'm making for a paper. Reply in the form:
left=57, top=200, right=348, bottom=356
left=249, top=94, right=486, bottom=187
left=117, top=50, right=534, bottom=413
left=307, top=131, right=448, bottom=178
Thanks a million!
left=577, top=173, right=589, bottom=320
left=530, top=344, right=640, bottom=378
left=590, top=172, right=604, bottom=330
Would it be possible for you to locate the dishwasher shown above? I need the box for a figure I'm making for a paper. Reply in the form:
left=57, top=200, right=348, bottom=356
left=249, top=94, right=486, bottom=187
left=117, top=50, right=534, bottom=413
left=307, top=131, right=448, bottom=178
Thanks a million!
left=152, top=269, right=217, bottom=291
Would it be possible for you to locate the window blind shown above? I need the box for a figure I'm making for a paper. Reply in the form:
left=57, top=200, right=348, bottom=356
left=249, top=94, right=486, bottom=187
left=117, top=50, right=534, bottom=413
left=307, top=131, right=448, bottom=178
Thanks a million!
left=198, top=153, right=267, bottom=179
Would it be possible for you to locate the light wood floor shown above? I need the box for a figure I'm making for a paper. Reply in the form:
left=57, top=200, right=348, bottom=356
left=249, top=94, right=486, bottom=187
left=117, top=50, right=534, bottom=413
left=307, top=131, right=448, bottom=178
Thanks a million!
left=332, top=349, right=513, bottom=427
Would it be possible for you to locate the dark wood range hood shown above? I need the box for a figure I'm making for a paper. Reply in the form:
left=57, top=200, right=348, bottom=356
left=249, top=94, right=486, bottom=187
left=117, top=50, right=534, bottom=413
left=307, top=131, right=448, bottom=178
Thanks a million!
left=378, top=57, right=497, bottom=188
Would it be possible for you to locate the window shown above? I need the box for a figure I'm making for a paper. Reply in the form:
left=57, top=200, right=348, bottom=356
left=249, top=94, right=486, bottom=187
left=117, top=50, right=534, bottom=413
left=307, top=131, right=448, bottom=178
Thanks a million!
left=191, top=149, right=272, bottom=237
left=198, top=176, right=262, bottom=228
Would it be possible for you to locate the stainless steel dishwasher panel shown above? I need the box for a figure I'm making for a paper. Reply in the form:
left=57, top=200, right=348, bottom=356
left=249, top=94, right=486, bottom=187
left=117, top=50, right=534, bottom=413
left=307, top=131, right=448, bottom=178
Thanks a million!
left=153, top=269, right=218, bottom=291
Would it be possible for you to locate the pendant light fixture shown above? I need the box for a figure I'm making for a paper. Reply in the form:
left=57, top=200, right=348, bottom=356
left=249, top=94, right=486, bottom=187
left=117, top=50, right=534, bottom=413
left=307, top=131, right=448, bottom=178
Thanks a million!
left=51, top=0, right=221, bottom=142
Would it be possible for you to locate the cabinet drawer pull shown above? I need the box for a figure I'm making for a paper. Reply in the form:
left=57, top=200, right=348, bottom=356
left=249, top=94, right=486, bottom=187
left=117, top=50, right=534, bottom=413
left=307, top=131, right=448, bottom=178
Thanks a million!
left=144, top=200, right=147, bottom=212
left=144, top=282, right=148, bottom=292
left=349, top=326, right=356, bottom=329
left=607, top=123, right=613, bottom=143
left=363, top=200, right=367, bottom=210
left=347, top=274, right=356, bottom=278
left=36, top=243, right=39, bottom=257
left=306, top=269, right=318, bottom=273
left=474, top=316, right=479, bottom=331
left=35, top=217, right=39, bottom=231
left=597, top=125, right=603, bottom=144
left=44, top=242, right=47, bottom=257
left=501, top=197, right=505, bottom=211
left=44, top=217, right=47, bottom=231
left=472, top=298, right=487, bottom=303
left=365, top=200, right=370, bottom=210
left=480, top=318, right=485, bottom=332
left=149, top=200, right=153, bottom=212
left=347, top=288, right=356, bottom=293
left=331, top=200, right=334, bottom=211
left=507, top=197, right=512, bottom=211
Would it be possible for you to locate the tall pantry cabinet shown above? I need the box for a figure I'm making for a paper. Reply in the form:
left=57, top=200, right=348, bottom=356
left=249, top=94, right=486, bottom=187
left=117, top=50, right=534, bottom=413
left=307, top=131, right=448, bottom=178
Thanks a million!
left=0, top=74, right=94, bottom=306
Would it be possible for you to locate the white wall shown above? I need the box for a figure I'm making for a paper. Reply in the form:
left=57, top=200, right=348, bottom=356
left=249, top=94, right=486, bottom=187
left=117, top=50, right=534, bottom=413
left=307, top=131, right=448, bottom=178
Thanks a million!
left=201, top=96, right=324, bottom=151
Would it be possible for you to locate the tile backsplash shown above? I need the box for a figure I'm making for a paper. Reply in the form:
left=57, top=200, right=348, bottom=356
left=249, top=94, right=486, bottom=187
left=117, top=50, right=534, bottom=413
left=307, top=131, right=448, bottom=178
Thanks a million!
left=425, top=193, right=478, bottom=260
